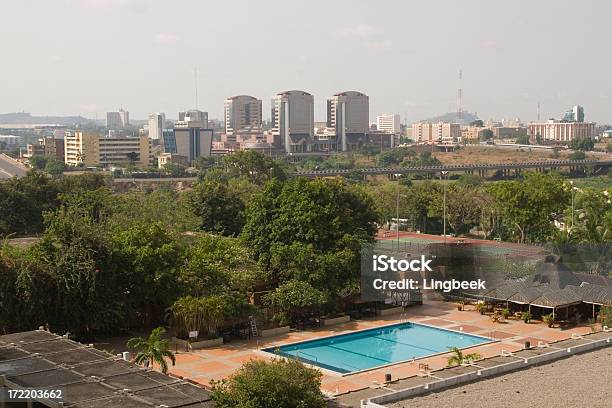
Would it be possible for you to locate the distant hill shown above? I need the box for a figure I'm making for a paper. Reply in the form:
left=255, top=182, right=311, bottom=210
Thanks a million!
left=0, top=112, right=93, bottom=126
left=416, top=111, right=479, bottom=124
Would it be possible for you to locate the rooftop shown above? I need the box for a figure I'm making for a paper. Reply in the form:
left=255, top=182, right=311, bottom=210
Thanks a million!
left=0, top=330, right=215, bottom=407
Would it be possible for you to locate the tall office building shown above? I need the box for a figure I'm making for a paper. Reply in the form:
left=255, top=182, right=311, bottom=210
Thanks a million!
left=224, top=95, right=263, bottom=145
left=376, top=114, right=401, bottom=134
left=106, top=109, right=130, bottom=129
left=562, top=105, right=585, bottom=123
left=178, top=110, right=208, bottom=127
left=173, top=113, right=213, bottom=163
left=327, top=91, right=369, bottom=151
left=271, top=90, right=314, bottom=153
left=147, top=113, right=166, bottom=140
left=224, top=95, right=262, bottom=134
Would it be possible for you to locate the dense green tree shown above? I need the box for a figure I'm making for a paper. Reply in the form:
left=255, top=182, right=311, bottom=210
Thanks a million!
left=187, top=180, right=245, bottom=236
left=488, top=172, right=569, bottom=243
left=570, top=138, right=595, bottom=151
left=0, top=171, right=61, bottom=236
left=242, top=178, right=377, bottom=262
left=113, top=222, right=184, bottom=326
left=516, top=134, right=530, bottom=144
left=179, top=234, right=260, bottom=297
left=163, top=162, right=187, bottom=177
left=44, top=157, right=65, bottom=178
left=241, top=178, right=376, bottom=307
left=223, top=150, right=287, bottom=184
left=211, top=358, right=326, bottom=408
left=28, top=155, right=49, bottom=170
left=263, top=280, right=327, bottom=326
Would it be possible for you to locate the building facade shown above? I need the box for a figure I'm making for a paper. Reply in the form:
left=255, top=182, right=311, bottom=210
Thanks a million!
left=64, top=132, right=150, bottom=167
left=271, top=90, right=314, bottom=153
left=412, top=122, right=461, bottom=144
left=148, top=113, right=166, bottom=140
left=173, top=120, right=213, bottom=163
left=178, top=110, right=208, bottom=127
left=224, top=95, right=262, bottom=144
left=106, top=109, right=130, bottom=129
left=376, top=114, right=401, bottom=134
left=327, top=91, right=369, bottom=151
left=528, top=121, right=595, bottom=142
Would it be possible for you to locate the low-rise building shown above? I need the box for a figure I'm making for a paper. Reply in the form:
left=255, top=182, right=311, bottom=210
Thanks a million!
left=528, top=121, right=596, bottom=143
left=64, top=131, right=151, bottom=167
left=157, top=152, right=189, bottom=169
left=492, top=126, right=528, bottom=139
left=412, top=122, right=461, bottom=144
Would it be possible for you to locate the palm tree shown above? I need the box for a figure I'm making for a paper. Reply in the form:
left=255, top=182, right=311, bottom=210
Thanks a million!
left=447, top=347, right=482, bottom=367
left=127, top=327, right=176, bottom=374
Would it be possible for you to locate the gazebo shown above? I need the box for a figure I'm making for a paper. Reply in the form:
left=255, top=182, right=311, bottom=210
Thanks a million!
left=474, top=256, right=611, bottom=322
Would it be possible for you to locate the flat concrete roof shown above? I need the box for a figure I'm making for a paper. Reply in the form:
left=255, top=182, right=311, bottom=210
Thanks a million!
left=0, top=330, right=214, bottom=407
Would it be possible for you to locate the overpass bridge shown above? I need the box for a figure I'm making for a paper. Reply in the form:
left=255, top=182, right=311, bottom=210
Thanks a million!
left=293, top=159, right=612, bottom=178
left=107, top=159, right=612, bottom=188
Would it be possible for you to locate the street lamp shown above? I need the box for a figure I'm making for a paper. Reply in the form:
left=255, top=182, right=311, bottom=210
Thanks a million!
left=441, top=171, right=449, bottom=243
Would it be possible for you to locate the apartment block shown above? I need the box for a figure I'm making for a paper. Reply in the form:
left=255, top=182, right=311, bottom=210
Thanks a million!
left=412, top=122, right=461, bottom=144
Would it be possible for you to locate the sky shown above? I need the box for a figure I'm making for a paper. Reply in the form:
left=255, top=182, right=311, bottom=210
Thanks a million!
left=1, top=0, right=611, bottom=124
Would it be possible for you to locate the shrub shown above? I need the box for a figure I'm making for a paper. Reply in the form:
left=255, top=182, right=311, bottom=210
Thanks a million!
left=211, top=358, right=326, bottom=408
left=598, top=306, right=612, bottom=328
left=543, top=313, right=555, bottom=328
left=521, top=311, right=532, bottom=323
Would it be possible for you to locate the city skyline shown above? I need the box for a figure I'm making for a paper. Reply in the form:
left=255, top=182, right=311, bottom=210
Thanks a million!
left=2, top=0, right=612, bottom=123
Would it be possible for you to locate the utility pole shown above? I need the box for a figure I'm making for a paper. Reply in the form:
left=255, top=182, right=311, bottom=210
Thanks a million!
left=441, top=171, right=448, bottom=243
left=395, top=173, right=402, bottom=249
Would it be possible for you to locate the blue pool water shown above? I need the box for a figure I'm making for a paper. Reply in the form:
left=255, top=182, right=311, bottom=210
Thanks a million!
left=264, top=322, right=490, bottom=373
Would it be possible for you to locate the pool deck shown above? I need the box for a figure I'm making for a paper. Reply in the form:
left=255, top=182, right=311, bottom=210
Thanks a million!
left=167, top=301, right=597, bottom=396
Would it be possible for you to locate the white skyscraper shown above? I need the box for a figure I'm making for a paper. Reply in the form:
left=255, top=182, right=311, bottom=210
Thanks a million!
left=147, top=112, right=166, bottom=140
left=327, top=91, right=369, bottom=151
left=271, top=90, right=314, bottom=153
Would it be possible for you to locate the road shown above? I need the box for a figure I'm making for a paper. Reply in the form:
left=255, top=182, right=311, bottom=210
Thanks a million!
left=0, top=154, right=27, bottom=179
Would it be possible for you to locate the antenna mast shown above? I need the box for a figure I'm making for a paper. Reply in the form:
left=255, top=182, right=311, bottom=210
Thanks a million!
left=194, top=67, right=199, bottom=109
left=457, top=69, right=463, bottom=124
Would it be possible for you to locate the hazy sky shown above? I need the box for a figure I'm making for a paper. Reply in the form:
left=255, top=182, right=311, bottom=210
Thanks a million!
left=2, top=0, right=611, bottom=123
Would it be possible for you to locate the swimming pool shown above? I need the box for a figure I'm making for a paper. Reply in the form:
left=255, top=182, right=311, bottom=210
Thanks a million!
left=264, top=322, right=491, bottom=374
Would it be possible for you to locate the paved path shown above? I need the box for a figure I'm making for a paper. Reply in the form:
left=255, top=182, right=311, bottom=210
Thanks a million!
left=167, top=301, right=595, bottom=396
